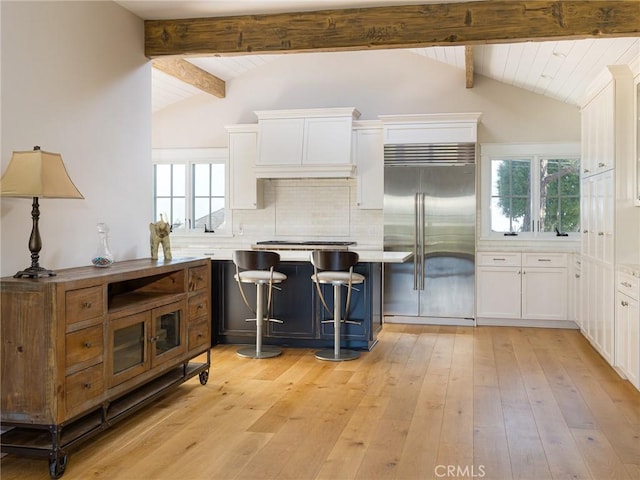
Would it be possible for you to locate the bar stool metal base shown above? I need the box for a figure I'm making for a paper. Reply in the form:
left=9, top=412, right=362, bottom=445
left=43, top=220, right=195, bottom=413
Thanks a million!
left=314, top=349, right=359, bottom=362
left=237, top=346, right=282, bottom=359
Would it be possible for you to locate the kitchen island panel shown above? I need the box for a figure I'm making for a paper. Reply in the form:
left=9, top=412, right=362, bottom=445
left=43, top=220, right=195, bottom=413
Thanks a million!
left=214, top=260, right=381, bottom=350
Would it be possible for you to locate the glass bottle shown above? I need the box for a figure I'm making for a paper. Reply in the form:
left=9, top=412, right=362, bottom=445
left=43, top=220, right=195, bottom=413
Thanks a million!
left=91, top=222, right=114, bottom=267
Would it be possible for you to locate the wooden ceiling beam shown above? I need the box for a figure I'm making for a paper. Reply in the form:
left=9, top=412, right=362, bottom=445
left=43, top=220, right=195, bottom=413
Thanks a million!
left=152, top=57, right=225, bottom=98
left=145, top=0, right=640, bottom=58
left=465, top=45, right=474, bottom=88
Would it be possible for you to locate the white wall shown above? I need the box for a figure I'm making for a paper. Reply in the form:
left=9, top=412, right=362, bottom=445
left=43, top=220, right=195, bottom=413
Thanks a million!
left=1, top=1, right=151, bottom=277
left=153, top=49, right=581, bottom=148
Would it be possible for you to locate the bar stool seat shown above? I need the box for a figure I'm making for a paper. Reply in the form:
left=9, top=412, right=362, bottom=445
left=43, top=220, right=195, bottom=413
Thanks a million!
left=233, top=250, right=287, bottom=359
left=311, top=250, right=364, bottom=361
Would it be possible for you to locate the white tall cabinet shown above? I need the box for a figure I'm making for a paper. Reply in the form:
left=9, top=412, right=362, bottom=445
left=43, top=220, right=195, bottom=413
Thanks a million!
left=579, top=65, right=639, bottom=374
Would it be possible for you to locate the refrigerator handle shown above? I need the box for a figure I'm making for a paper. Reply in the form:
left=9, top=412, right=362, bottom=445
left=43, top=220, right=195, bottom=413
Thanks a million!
left=420, top=192, right=425, bottom=291
left=413, top=192, right=419, bottom=290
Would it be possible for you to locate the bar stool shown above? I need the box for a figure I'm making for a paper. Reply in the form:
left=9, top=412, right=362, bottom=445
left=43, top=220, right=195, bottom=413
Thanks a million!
left=233, top=250, right=287, bottom=359
left=311, top=250, right=364, bottom=361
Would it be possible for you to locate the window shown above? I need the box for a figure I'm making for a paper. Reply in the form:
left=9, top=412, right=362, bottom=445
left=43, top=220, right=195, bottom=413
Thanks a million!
left=482, top=144, right=581, bottom=238
left=153, top=148, right=229, bottom=233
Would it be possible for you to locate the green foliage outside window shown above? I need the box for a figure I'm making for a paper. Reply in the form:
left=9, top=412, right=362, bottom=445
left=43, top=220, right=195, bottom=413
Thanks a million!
left=492, top=157, right=580, bottom=234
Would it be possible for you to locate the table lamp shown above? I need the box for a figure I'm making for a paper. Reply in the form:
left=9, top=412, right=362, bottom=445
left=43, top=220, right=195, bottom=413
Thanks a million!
left=0, top=146, right=84, bottom=278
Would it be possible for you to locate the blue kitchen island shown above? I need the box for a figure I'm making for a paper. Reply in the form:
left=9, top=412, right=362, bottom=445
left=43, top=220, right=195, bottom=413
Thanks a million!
left=206, top=249, right=410, bottom=351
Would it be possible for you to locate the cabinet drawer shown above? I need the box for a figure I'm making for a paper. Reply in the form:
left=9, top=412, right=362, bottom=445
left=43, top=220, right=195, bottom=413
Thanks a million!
left=477, top=252, right=521, bottom=267
left=65, top=363, right=104, bottom=412
left=617, top=271, right=639, bottom=300
left=188, top=292, right=209, bottom=319
left=188, top=319, right=210, bottom=352
left=523, top=253, right=567, bottom=268
left=66, top=325, right=104, bottom=370
left=188, top=265, right=209, bottom=292
left=66, top=286, right=104, bottom=325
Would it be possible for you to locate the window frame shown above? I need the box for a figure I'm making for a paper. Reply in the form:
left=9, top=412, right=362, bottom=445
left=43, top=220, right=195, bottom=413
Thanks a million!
left=152, top=147, right=231, bottom=235
left=480, top=143, right=581, bottom=240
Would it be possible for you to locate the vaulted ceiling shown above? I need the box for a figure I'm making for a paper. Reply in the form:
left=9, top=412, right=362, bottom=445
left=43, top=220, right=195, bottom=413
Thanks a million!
left=116, top=1, right=640, bottom=112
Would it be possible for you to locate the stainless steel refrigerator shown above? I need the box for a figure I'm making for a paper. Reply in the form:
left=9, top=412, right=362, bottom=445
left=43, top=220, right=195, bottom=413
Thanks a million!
left=383, top=143, right=476, bottom=324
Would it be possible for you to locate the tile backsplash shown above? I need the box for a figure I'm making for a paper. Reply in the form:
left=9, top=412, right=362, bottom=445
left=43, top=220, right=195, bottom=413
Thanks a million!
left=274, top=182, right=351, bottom=237
left=172, top=177, right=383, bottom=251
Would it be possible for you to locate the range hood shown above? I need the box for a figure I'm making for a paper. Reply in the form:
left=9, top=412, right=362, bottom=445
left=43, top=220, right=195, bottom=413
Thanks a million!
left=254, top=107, right=359, bottom=179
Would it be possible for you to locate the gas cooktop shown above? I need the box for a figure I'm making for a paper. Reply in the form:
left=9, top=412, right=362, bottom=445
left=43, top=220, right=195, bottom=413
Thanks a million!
left=253, top=240, right=356, bottom=250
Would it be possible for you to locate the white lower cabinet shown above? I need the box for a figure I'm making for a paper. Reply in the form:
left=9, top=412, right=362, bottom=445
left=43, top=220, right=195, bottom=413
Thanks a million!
left=477, top=252, right=569, bottom=324
left=615, top=270, right=640, bottom=390
left=580, top=257, right=615, bottom=364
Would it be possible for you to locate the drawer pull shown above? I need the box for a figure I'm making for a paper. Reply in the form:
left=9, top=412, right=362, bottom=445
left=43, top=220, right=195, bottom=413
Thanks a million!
left=621, top=282, right=633, bottom=288
left=621, top=300, right=629, bottom=307
left=598, top=162, right=606, bottom=168
left=83, top=382, right=92, bottom=389
left=492, top=258, right=506, bottom=261
left=82, top=302, right=92, bottom=309
left=583, top=168, right=590, bottom=173
left=197, top=304, right=204, bottom=310
left=83, top=342, right=92, bottom=348
left=598, top=232, right=604, bottom=236
left=583, top=229, right=588, bottom=234
left=575, top=274, right=580, bottom=278
left=537, top=258, right=552, bottom=262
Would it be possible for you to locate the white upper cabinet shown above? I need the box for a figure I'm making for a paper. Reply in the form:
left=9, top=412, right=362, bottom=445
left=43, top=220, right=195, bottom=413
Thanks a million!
left=379, top=113, right=481, bottom=144
left=352, top=121, right=383, bottom=209
left=226, top=124, right=262, bottom=209
left=254, top=108, right=360, bottom=178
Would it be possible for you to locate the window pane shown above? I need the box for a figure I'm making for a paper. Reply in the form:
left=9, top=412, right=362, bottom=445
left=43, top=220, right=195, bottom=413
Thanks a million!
left=194, top=198, right=210, bottom=225
left=511, top=160, right=531, bottom=196
left=490, top=159, right=531, bottom=233
left=155, top=198, right=170, bottom=219
left=491, top=160, right=508, bottom=196
left=511, top=197, right=531, bottom=232
left=490, top=197, right=511, bottom=232
left=211, top=164, right=225, bottom=194
left=172, top=164, right=186, bottom=196
left=171, top=198, right=186, bottom=229
left=559, top=197, right=580, bottom=232
left=540, top=158, right=580, bottom=233
left=193, top=164, right=211, bottom=196
left=155, top=165, right=171, bottom=196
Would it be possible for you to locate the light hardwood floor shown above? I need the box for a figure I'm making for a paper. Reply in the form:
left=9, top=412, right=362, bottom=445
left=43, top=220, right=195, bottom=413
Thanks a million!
left=2, top=324, right=639, bottom=480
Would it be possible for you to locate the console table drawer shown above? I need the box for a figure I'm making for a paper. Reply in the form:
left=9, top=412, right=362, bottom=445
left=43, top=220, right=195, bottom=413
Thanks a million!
left=66, top=286, right=104, bottom=325
left=66, top=325, right=104, bottom=370
left=65, top=363, right=104, bottom=412
left=188, top=319, right=210, bottom=352
left=188, top=266, right=209, bottom=292
left=188, top=292, right=209, bottom=319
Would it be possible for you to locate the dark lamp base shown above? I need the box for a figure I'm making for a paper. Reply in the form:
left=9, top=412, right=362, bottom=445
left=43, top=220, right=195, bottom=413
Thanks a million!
left=14, top=266, right=56, bottom=279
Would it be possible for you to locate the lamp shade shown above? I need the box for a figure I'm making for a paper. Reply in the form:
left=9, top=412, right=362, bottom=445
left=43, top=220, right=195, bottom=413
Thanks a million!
left=0, top=148, right=84, bottom=199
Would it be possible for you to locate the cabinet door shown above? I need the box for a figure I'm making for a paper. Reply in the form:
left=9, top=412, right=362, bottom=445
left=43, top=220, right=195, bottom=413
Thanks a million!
left=521, top=267, right=568, bottom=321
left=257, top=118, right=304, bottom=166
left=599, top=264, right=615, bottom=363
left=353, top=127, right=383, bottom=209
left=476, top=267, right=521, bottom=319
left=269, top=263, right=316, bottom=338
left=304, top=116, right=352, bottom=165
left=108, top=311, right=150, bottom=388
left=151, top=301, right=187, bottom=367
left=626, top=295, right=639, bottom=389
left=229, top=129, right=261, bottom=209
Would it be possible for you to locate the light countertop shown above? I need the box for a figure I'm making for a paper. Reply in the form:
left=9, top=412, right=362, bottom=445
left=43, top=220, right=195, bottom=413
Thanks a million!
left=172, top=248, right=411, bottom=263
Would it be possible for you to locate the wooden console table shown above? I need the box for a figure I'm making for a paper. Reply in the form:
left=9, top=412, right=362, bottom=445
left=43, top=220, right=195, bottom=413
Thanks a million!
left=0, top=258, right=212, bottom=478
